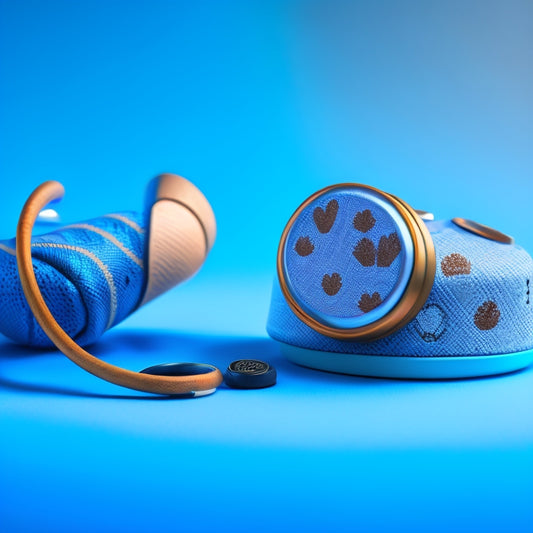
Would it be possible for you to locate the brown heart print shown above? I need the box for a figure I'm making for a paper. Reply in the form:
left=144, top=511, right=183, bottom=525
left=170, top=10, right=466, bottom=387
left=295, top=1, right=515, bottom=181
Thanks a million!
left=322, top=273, right=342, bottom=296
left=313, top=199, right=339, bottom=234
left=441, top=253, right=471, bottom=277
left=353, top=238, right=376, bottom=267
left=294, top=236, right=314, bottom=257
left=353, top=209, right=376, bottom=233
left=474, top=301, right=500, bottom=330
left=358, top=292, right=382, bottom=313
left=377, top=232, right=401, bottom=267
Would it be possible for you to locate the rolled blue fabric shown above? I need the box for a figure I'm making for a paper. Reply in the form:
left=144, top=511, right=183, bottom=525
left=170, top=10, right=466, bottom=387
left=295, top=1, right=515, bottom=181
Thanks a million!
left=0, top=212, right=146, bottom=347
left=1, top=174, right=215, bottom=351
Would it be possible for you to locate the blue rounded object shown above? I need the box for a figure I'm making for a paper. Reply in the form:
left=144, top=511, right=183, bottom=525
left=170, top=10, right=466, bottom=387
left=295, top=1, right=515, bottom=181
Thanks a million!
left=268, top=184, right=533, bottom=378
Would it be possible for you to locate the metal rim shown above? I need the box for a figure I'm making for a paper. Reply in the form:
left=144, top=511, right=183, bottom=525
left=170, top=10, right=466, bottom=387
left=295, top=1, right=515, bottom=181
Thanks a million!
left=452, top=217, right=514, bottom=245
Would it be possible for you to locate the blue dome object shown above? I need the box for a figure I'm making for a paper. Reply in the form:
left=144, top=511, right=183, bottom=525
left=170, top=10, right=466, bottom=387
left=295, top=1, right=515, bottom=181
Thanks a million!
left=268, top=184, right=533, bottom=378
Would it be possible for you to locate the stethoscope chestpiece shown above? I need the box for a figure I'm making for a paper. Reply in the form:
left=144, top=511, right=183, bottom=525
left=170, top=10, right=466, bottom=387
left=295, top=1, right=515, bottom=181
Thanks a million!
left=277, top=183, right=436, bottom=341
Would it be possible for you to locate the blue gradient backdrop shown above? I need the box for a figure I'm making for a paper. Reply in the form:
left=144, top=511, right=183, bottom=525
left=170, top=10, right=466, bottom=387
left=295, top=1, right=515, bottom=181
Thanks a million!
left=0, top=1, right=532, bottom=532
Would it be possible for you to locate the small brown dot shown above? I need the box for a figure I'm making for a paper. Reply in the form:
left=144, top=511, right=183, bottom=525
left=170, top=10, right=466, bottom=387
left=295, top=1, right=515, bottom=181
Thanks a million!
left=441, top=253, right=471, bottom=277
left=358, top=292, right=382, bottom=313
left=295, top=236, right=314, bottom=257
left=322, top=273, right=342, bottom=296
left=353, top=209, right=376, bottom=233
left=474, top=301, right=500, bottom=330
left=353, top=238, right=376, bottom=267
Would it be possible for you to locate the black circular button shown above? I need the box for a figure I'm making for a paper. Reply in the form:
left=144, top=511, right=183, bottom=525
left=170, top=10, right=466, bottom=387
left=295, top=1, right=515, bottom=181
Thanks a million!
left=224, top=359, right=277, bottom=389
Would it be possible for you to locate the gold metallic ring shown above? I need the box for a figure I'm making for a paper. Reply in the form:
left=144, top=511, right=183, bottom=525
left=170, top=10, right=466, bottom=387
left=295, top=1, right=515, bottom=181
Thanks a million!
left=452, top=217, right=514, bottom=245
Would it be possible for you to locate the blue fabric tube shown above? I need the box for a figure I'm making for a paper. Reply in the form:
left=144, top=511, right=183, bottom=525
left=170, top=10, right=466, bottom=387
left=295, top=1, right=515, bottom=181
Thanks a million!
left=0, top=211, right=146, bottom=348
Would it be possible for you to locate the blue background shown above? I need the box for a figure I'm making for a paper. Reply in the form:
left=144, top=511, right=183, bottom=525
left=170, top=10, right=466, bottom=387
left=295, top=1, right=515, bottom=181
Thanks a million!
left=0, top=1, right=532, bottom=532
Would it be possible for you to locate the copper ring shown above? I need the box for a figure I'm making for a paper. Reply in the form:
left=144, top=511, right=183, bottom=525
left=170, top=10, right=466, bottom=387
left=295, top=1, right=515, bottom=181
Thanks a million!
left=452, top=217, right=514, bottom=245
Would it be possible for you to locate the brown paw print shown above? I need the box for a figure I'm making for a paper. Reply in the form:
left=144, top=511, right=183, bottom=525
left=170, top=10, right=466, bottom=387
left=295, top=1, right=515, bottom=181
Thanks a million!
left=358, top=292, right=382, bottom=313
left=353, top=209, right=376, bottom=233
left=377, top=232, right=401, bottom=267
left=294, top=236, right=314, bottom=257
left=353, top=238, right=376, bottom=267
left=441, top=253, right=471, bottom=277
left=474, top=301, right=500, bottom=330
left=313, top=199, right=338, bottom=234
left=322, top=273, right=342, bottom=296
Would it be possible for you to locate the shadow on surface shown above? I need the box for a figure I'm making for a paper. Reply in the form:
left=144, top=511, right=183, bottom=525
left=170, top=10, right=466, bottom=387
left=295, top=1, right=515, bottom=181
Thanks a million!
left=0, top=329, right=528, bottom=399
left=0, top=330, right=282, bottom=399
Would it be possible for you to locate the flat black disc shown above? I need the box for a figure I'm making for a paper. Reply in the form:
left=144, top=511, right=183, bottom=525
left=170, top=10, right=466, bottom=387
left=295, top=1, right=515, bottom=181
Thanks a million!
left=224, top=359, right=277, bottom=389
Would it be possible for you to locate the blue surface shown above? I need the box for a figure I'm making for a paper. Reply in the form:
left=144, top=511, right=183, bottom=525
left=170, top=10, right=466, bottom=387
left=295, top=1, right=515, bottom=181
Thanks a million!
left=1, top=1, right=532, bottom=532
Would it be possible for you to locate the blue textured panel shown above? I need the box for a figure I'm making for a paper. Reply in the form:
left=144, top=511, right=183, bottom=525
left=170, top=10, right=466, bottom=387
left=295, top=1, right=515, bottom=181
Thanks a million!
left=0, top=211, right=146, bottom=348
left=269, top=219, right=533, bottom=357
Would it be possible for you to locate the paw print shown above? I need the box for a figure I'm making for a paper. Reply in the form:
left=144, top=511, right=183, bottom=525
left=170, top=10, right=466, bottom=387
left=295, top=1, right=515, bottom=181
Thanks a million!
left=377, top=233, right=402, bottom=267
left=352, top=232, right=401, bottom=268
left=353, top=209, right=376, bottom=233
left=322, top=273, right=342, bottom=296
left=353, top=238, right=376, bottom=266
left=295, top=236, right=314, bottom=257
left=358, top=292, right=382, bottom=313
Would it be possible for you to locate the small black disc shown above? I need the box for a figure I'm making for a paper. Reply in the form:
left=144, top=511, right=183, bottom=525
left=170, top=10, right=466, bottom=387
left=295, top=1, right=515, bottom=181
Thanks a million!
left=224, top=359, right=277, bottom=389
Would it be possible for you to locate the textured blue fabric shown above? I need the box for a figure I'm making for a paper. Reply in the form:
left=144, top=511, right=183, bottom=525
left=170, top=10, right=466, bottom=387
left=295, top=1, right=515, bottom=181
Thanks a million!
left=268, top=219, right=533, bottom=356
left=0, top=211, right=146, bottom=348
left=283, top=187, right=413, bottom=329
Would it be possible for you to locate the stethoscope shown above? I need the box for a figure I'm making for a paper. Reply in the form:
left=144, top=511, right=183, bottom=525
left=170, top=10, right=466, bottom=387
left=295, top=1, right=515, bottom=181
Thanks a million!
left=16, top=176, right=224, bottom=397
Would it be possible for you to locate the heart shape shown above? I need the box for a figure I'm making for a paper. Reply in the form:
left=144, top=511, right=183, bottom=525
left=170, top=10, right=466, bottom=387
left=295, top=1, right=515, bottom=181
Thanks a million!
left=322, top=273, right=342, bottom=296
left=377, top=232, right=401, bottom=267
left=358, top=292, right=382, bottom=313
left=313, top=199, right=338, bottom=234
